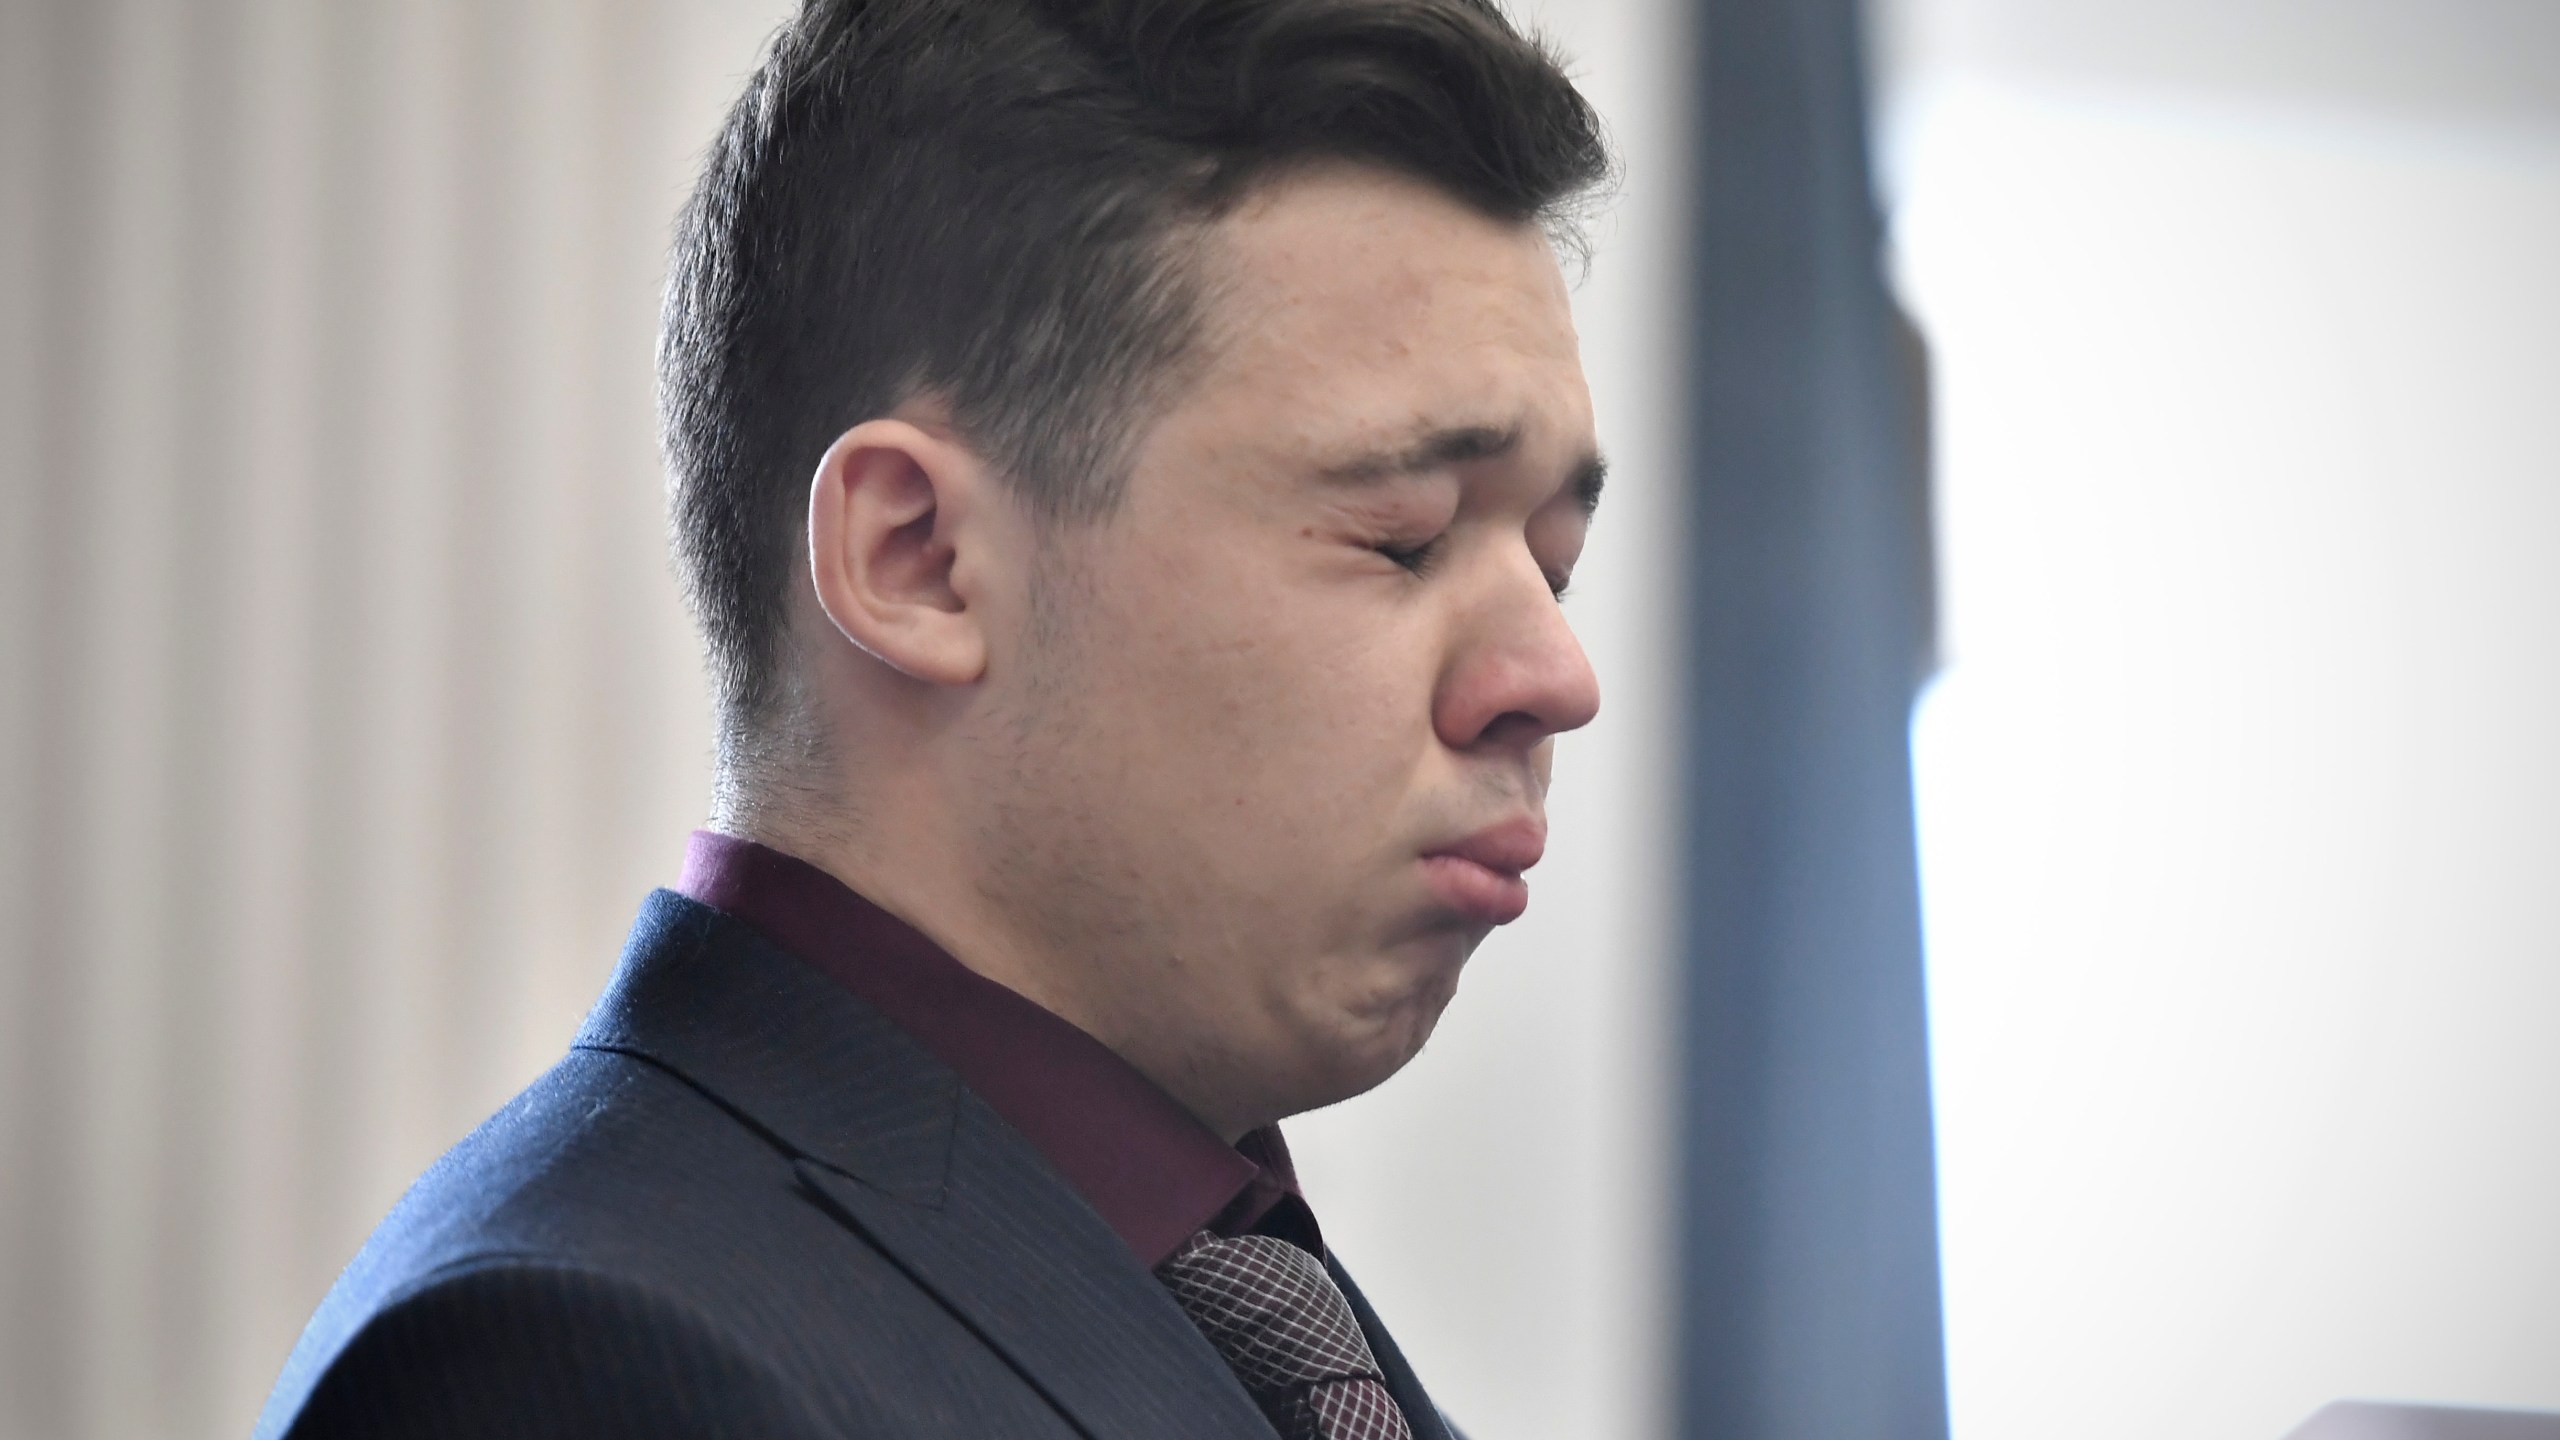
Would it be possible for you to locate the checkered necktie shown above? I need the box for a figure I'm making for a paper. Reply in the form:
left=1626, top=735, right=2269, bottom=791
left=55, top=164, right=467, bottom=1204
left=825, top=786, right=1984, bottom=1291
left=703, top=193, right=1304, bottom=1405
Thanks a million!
left=1157, top=1232, right=1414, bottom=1440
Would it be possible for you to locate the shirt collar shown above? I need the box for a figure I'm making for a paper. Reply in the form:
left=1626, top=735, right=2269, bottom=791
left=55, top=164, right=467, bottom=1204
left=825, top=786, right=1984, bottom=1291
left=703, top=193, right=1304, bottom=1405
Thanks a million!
left=676, top=830, right=1314, bottom=1266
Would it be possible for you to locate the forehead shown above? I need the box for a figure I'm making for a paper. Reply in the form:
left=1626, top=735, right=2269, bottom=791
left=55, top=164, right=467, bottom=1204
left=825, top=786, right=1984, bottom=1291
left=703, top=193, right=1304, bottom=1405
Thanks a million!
left=1171, top=164, right=1593, bottom=468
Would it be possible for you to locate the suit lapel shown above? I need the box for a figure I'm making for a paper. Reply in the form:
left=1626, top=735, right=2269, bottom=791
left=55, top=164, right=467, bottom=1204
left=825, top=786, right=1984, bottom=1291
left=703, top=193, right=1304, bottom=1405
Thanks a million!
left=797, top=1120, right=1276, bottom=1440
left=576, top=892, right=1274, bottom=1440
left=575, top=893, right=960, bottom=1201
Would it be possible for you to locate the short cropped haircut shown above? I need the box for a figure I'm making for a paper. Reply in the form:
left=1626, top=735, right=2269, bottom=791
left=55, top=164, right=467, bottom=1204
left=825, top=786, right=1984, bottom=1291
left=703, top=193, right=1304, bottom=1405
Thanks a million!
left=659, top=0, right=1611, bottom=745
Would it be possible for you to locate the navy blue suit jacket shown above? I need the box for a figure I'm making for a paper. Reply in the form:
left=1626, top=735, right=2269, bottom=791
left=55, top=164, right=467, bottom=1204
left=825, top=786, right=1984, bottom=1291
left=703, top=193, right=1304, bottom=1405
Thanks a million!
left=255, top=891, right=1456, bottom=1438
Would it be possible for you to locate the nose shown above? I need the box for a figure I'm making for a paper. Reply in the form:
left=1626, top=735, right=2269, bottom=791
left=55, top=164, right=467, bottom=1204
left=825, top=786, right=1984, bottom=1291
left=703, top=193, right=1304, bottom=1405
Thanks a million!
left=1433, top=565, right=1602, bottom=756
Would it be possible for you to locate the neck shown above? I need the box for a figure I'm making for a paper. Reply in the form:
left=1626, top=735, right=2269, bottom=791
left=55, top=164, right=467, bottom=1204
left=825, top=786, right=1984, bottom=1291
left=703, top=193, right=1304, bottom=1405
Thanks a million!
left=713, top=761, right=1272, bottom=1145
left=712, top=771, right=1111, bottom=1072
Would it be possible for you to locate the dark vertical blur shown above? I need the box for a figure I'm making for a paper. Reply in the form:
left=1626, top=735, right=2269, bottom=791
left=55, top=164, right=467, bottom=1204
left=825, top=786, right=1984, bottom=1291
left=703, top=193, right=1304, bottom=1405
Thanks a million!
left=1676, top=0, right=1949, bottom=1433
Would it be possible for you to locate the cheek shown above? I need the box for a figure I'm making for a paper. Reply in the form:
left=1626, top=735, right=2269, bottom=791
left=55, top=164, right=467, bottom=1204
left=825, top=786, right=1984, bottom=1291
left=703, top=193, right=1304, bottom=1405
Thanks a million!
left=1059, top=564, right=1438, bottom=942
left=1121, top=575, right=1425, bottom=797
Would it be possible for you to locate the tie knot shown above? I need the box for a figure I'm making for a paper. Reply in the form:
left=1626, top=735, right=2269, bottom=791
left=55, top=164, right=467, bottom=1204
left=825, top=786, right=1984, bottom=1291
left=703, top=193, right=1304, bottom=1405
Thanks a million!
left=1157, top=1232, right=1383, bottom=1393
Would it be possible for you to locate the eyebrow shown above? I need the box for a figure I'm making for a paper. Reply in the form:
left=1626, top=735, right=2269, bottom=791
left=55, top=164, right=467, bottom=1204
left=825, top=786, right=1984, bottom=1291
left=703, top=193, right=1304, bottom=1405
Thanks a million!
left=1318, top=421, right=1610, bottom=519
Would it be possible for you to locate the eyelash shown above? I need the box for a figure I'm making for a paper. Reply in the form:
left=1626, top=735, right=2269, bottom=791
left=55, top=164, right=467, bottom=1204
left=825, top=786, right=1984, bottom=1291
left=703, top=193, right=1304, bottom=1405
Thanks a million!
left=1376, top=536, right=1445, bottom=578
left=1376, top=536, right=1574, bottom=601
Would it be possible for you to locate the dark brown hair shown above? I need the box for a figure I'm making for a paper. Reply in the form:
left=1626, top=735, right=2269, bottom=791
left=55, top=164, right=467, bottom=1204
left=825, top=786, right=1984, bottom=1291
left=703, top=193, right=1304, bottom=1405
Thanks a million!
left=659, top=0, right=1610, bottom=745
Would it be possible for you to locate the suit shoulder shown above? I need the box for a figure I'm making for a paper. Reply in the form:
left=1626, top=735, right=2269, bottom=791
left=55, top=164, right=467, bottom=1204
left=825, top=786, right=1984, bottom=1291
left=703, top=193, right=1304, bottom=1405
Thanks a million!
left=358, top=1046, right=784, bottom=1270
left=266, top=1257, right=836, bottom=1440
left=261, top=1049, right=837, bottom=1424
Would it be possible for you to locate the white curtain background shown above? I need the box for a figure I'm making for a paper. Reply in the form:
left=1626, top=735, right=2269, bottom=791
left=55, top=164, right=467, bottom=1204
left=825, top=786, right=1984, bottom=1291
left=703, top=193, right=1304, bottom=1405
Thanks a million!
left=0, top=1, right=766, bottom=1434
left=1875, top=1, right=2560, bottom=1437
left=0, top=2, right=1685, bottom=1438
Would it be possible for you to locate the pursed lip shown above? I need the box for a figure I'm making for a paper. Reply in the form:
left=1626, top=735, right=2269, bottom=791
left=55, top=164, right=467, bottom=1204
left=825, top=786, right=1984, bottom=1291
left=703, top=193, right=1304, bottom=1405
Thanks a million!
left=1422, top=816, right=1547, bottom=876
left=1418, top=817, right=1547, bottom=926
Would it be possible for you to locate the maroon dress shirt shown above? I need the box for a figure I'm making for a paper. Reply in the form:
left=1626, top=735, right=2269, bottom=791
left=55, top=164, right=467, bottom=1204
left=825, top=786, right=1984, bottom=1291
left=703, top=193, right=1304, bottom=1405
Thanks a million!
left=676, top=830, right=1320, bottom=1268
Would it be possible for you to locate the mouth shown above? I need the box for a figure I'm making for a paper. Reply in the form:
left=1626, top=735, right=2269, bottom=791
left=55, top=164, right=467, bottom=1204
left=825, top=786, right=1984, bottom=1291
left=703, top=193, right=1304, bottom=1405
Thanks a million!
left=1419, top=817, right=1546, bottom=926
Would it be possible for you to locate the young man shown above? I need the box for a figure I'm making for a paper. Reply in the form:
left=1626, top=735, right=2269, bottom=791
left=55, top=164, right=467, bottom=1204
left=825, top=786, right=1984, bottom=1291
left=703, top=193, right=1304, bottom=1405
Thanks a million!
left=257, top=1, right=1610, bottom=1435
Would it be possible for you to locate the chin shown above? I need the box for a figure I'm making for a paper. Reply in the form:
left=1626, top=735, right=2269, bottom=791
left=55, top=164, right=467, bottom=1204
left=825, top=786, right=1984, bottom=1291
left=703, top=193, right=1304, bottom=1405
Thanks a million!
left=1288, top=956, right=1468, bottom=1112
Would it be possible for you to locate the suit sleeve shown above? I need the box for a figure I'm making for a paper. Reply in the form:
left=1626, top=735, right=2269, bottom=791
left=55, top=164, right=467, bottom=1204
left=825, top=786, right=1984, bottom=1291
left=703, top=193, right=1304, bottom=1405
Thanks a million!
left=282, top=1260, right=838, bottom=1440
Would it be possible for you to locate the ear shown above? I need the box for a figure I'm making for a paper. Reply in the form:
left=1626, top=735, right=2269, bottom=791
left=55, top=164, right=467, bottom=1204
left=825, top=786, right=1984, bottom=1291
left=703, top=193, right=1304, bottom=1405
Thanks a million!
left=806, top=416, right=995, bottom=687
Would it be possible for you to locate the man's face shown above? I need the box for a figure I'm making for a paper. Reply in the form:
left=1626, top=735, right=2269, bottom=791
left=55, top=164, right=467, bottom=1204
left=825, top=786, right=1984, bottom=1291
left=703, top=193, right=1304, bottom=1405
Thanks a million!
left=967, top=164, right=1603, bottom=1136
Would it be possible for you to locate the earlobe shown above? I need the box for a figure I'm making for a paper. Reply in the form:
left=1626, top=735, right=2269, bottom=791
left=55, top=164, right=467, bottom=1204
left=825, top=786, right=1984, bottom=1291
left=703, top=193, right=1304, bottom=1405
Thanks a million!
left=806, top=418, right=992, bottom=687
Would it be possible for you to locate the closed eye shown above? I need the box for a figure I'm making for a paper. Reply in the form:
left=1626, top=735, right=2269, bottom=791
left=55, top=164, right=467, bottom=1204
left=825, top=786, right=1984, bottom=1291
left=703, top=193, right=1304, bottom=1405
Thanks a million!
left=1376, top=535, right=1446, bottom=577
